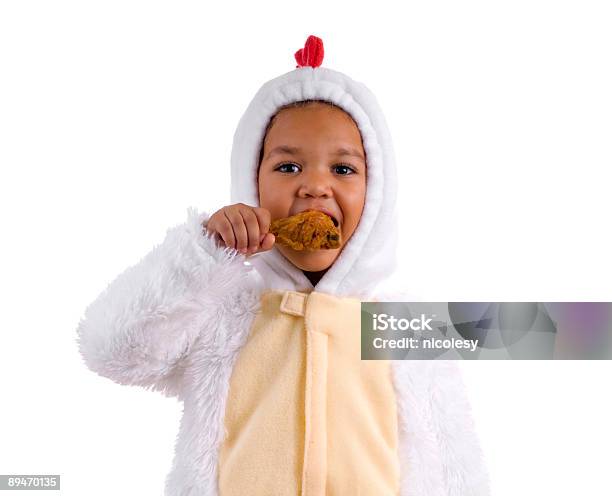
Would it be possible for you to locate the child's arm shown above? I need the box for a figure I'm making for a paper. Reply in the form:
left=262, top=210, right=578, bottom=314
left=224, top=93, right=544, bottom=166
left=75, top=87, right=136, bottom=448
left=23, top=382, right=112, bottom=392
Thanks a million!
left=76, top=207, right=252, bottom=398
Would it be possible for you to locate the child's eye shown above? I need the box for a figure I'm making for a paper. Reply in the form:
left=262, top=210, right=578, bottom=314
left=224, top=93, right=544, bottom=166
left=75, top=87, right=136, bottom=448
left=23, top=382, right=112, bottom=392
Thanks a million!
left=333, top=164, right=357, bottom=175
left=276, top=163, right=301, bottom=174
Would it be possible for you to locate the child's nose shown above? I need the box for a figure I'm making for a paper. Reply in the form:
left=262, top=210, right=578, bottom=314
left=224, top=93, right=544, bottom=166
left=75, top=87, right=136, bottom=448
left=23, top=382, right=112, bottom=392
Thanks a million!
left=298, top=170, right=332, bottom=197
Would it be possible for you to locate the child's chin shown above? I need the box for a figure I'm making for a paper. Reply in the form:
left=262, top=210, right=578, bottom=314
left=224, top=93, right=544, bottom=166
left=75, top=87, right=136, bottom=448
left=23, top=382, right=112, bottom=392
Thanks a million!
left=277, top=245, right=339, bottom=272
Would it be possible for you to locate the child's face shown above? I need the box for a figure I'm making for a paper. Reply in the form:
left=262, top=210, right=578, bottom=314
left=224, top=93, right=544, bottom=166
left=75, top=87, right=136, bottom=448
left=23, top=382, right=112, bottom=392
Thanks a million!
left=258, top=102, right=366, bottom=272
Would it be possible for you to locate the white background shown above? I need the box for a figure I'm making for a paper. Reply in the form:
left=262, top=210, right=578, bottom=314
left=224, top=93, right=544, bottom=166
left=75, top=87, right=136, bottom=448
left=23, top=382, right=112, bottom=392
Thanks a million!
left=1, top=1, right=611, bottom=495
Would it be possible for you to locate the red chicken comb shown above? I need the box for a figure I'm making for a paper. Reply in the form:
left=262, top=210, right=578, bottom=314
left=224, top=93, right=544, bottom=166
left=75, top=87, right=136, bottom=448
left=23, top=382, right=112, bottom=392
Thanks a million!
left=294, top=35, right=324, bottom=69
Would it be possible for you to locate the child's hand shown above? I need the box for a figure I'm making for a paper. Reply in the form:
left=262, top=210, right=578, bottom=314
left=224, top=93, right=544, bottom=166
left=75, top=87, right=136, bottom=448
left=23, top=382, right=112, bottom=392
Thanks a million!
left=206, top=203, right=276, bottom=256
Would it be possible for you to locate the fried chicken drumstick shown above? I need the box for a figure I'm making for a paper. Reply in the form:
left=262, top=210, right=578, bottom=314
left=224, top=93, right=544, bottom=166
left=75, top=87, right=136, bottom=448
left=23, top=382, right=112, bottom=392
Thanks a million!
left=269, top=210, right=341, bottom=251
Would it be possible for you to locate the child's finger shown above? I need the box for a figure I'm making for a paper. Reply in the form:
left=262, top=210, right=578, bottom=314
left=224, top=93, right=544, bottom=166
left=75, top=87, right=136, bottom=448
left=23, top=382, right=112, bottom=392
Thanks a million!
left=253, top=207, right=271, bottom=237
left=239, top=208, right=262, bottom=253
left=224, top=209, right=248, bottom=252
left=209, top=217, right=235, bottom=249
left=218, top=226, right=236, bottom=250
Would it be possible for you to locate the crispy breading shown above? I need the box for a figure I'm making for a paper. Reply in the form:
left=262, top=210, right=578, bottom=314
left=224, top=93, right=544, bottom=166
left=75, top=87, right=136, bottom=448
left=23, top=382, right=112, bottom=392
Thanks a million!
left=270, top=210, right=341, bottom=251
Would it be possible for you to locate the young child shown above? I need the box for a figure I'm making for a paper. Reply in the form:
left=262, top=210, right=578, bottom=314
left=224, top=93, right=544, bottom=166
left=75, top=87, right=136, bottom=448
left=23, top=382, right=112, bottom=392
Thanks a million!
left=77, top=35, right=490, bottom=496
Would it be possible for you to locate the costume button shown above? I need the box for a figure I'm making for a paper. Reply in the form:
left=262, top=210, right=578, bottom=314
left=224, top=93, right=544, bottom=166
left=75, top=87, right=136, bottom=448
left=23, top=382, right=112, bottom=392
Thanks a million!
left=279, top=291, right=307, bottom=317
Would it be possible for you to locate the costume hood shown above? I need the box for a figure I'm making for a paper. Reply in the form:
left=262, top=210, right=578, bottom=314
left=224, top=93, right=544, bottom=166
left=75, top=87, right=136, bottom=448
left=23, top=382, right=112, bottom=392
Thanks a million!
left=229, top=36, right=399, bottom=299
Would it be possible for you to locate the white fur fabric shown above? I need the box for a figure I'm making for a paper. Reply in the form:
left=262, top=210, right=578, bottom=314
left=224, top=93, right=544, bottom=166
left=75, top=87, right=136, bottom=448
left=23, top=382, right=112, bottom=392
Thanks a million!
left=392, top=359, right=491, bottom=496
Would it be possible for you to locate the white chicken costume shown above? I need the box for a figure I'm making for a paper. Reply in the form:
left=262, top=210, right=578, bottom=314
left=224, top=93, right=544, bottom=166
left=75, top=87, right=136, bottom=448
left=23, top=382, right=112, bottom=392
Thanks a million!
left=77, top=35, right=490, bottom=496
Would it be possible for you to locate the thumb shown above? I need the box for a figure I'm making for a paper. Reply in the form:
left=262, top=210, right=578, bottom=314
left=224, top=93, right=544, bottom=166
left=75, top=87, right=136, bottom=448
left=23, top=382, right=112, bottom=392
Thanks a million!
left=260, top=232, right=276, bottom=252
